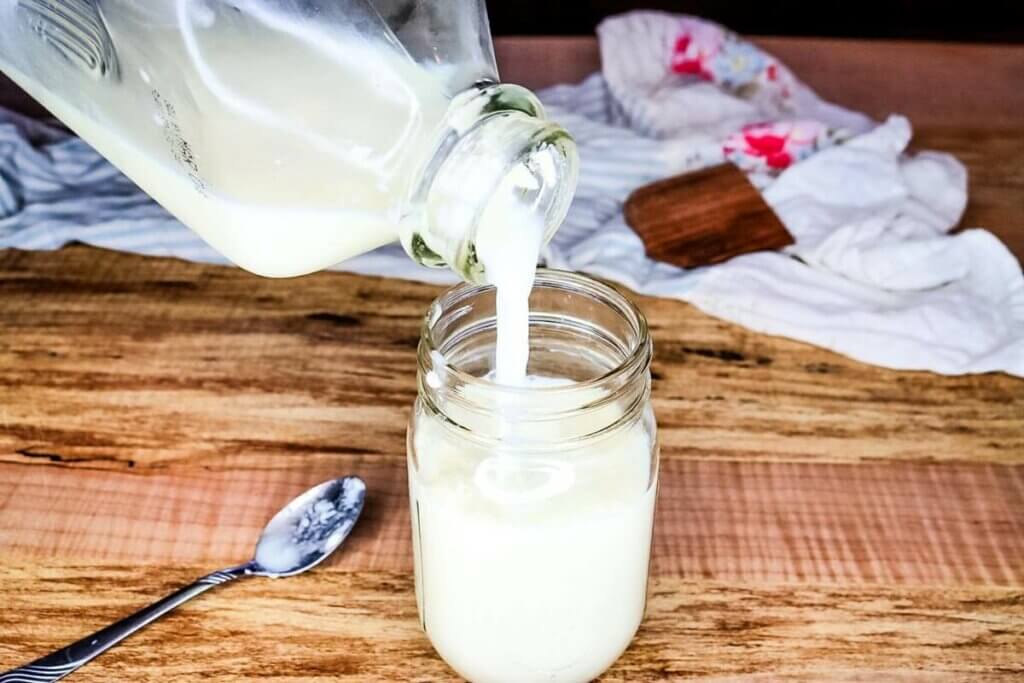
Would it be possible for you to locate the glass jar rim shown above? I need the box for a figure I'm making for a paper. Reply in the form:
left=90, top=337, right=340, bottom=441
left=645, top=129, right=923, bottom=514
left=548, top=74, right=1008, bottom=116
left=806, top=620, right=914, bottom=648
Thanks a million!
left=417, top=268, right=652, bottom=405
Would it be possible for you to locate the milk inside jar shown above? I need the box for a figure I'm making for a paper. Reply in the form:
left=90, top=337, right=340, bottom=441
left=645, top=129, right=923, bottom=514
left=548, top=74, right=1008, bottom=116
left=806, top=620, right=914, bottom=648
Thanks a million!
left=409, top=270, right=659, bottom=683
left=0, top=1, right=577, bottom=279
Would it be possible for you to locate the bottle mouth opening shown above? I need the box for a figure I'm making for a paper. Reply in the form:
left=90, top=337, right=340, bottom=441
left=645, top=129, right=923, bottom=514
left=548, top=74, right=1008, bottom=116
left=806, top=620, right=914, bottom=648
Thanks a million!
left=401, top=83, right=579, bottom=284
left=417, top=269, right=652, bottom=441
left=456, top=122, right=579, bottom=284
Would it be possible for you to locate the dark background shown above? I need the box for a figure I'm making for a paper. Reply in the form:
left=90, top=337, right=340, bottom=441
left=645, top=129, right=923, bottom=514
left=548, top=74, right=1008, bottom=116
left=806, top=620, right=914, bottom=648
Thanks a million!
left=487, top=1, right=1024, bottom=43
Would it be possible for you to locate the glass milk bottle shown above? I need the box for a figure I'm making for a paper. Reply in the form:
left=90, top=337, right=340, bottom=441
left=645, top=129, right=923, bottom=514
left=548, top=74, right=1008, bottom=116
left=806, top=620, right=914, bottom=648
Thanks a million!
left=0, top=1, right=577, bottom=280
left=408, top=270, right=659, bottom=683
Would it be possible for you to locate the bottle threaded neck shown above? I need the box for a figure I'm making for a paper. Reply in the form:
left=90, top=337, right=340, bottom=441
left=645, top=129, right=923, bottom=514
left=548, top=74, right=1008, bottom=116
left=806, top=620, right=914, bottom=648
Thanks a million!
left=401, top=83, right=579, bottom=283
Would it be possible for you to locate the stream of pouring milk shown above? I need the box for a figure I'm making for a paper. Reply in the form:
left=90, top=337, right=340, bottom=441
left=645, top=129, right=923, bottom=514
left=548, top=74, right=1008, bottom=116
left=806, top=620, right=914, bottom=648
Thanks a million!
left=412, top=189, right=656, bottom=682
left=475, top=192, right=545, bottom=386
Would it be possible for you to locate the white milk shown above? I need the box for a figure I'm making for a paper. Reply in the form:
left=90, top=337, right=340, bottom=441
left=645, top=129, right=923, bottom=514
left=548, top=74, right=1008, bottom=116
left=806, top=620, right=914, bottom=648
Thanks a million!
left=474, top=178, right=546, bottom=386
left=409, top=386, right=656, bottom=683
left=410, top=142, right=656, bottom=680
left=1, top=7, right=455, bottom=276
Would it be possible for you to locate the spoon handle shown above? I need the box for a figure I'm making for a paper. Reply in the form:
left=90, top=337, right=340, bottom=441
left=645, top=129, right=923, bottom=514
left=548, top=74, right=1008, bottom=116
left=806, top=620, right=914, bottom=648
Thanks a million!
left=0, top=565, right=250, bottom=683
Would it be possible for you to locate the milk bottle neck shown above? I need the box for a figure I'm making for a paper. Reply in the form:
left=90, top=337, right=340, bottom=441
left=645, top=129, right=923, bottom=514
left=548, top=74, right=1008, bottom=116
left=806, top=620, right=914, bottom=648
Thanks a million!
left=401, top=83, right=579, bottom=283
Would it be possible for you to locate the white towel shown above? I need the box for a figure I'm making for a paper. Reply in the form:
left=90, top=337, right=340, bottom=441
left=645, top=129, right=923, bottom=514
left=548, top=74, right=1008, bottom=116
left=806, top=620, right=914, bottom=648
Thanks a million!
left=547, top=13, right=1023, bottom=376
left=1, top=11, right=1021, bottom=376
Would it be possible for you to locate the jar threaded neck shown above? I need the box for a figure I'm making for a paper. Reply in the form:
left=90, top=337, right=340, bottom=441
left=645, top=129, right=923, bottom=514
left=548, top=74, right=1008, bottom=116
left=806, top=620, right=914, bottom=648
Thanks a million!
left=417, top=269, right=653, bottom=446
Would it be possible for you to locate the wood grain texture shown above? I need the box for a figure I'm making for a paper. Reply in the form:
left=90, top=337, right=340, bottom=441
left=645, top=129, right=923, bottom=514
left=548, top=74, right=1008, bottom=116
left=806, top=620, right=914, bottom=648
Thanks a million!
left=1, top=245, right=1022, bottom=588
left=625, top=164, right=794, bottom=267
left=1, top=258, right=1022, bottom=676
left=0, top=568, right=1021, bottom=682
left=2, top=37, right=1024, bottom=681
left=3, top=454, right=1024, bottom=586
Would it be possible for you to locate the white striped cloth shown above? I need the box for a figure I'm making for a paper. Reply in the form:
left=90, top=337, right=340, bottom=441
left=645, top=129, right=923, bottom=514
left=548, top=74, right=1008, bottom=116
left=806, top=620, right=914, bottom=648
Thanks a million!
left=2, top=12, right=1022, bottom=376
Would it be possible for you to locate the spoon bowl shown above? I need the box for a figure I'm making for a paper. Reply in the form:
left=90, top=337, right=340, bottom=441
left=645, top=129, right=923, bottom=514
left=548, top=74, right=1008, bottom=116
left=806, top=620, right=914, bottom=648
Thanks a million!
left=253, top=476, right=367, bottom=577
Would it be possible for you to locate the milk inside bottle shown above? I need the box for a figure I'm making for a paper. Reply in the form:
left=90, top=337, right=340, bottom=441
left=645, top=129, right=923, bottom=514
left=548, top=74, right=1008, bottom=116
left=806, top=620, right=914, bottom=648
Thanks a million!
left=0, top=0, right=577, bottom=279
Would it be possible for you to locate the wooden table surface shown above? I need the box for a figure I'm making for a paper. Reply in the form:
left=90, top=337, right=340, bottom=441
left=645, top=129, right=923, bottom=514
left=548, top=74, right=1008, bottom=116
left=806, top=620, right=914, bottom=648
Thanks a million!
left=2, top=38, right=1023, bottom=682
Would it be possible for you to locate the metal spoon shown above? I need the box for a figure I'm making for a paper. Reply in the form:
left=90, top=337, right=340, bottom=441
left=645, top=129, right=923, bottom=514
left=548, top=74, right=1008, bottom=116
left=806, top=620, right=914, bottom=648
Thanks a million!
left=1, top=476, right=366, bottom=683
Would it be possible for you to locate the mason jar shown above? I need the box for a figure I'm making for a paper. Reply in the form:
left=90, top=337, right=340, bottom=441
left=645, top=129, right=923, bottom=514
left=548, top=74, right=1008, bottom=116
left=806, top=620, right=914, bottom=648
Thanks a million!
left=407, top=269, right=658, bottom=683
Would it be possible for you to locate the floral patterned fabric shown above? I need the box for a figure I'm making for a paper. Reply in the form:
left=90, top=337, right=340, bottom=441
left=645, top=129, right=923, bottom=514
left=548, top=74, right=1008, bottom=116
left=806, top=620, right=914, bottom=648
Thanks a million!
left=598, top=13, right=873, bottom=142
left=669, top=18, right=847, bottom=175
left=723, top=120, right=843, bottom=173
left=670, top=18, right=793, bottom=102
